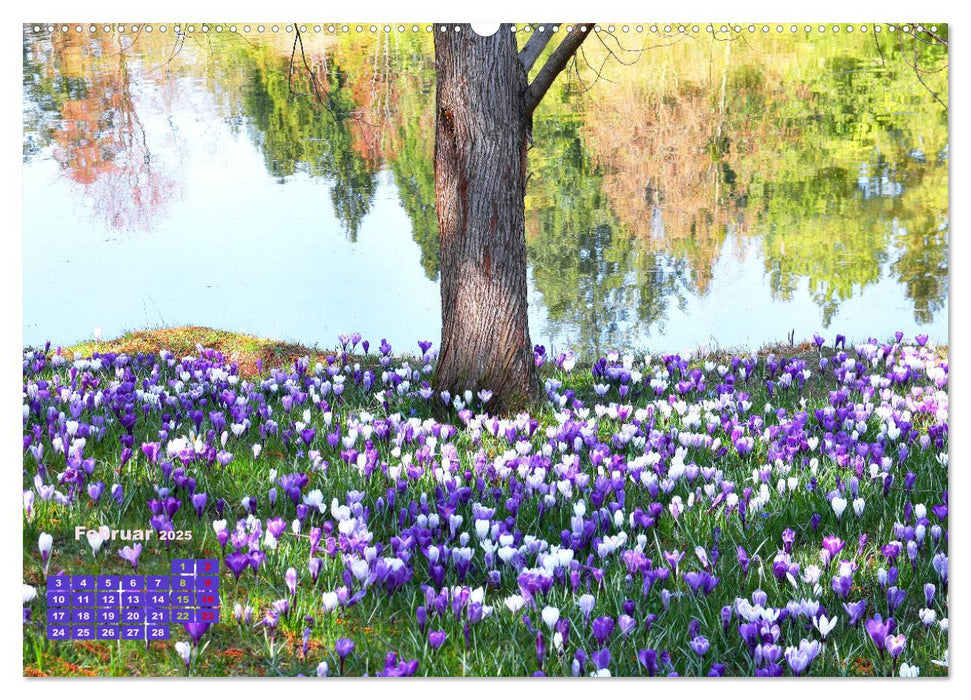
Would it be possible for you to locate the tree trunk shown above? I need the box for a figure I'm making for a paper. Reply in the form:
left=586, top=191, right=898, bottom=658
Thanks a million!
left=433, top=24, right=541, bottom=412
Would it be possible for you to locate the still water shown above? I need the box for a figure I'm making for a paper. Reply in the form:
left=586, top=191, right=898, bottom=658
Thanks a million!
left=22, top=26, right=949, bottom=356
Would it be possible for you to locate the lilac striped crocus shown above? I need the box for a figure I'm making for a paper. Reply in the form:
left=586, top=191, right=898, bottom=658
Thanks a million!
left=118, top=543, right=142, bottom=571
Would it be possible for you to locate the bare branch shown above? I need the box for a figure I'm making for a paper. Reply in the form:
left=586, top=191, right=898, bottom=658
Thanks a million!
left=525, top=24, right=593, bottom=117
left=518, top=24, right=556, bottom=72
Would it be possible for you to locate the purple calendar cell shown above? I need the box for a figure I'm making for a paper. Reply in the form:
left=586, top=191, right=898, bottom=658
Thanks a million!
left=146, top=625, right=170, bottom=640
left=171, top=608, right=194, bottom=624
left=145, top=608, right=169, bottom=624
left=97, top=575, right=120, bottom=590
left=146, top=591, right=169, bottom=607
left=71, top=608, right=96, bottom=624
left=46, top=608, right=70, bottom=624
left=196, top=559, right=219, bottom=574
left=171, top=591, right=194, bottom=607
left=121, top=575, right=145, bottom=591
left=146, top=575, right=169, bottom=591
left=97, top=608, right=121, bottom=624
left=72, top=591, right=96, bottom=607
left=71, top=575, right=96, bottom=590
left=97, top=591, right=120, bottom=606
left=46, top=591, right=69, bottom=607
left=71, top=625, right=95, bottom=640
left=195, top=591, right=219, bottom=607
left=47, top=624, right=70, bottom=640
left=197, top=608, right=220, bottom=623
left=120, top=608, right=144, bottom=624
left=121, top=625, right=145, bottom=640
left=172, top=574, right=195, bottom=591
left=97, top=625, right=120, bottom=640
left=122, top=591, right=145, bottom=606
left=195, top=574, right=219, bottom=590
left=171, top=559, right=195, bottom=574
left=47, top=574, right=70, bottom=590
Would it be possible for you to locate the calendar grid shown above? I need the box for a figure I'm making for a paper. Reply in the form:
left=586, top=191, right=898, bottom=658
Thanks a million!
left=46, top=559, right=220, bottom=641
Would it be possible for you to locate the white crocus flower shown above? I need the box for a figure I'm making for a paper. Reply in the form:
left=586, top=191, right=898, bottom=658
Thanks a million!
left=831, top=497, right=848, bottom=520
left=541, top=606, right=560, bottom=630
left=38, top=532, right=53, bottom=569
left=304, top=489, right=326, bottom=512
left=87, top=527, right=109, bottom=557
left=813, top=614, right=838, bottom=639
left=504, top=595, right=525, bottom=614
left=322, top=591, right=339, bottom=613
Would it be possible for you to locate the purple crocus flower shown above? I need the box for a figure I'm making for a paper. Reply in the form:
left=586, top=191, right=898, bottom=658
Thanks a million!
left=592, top=616, right=615, bottom=647
left=191, top=492, right=207, bottom=518
left=843, top=600, right=866, bottom=626
left=690, top=635, right=710, bottom=656
left=428, top=630, right=447, bottom=650
left=886, top=634, right=906, bottom=660
left=225, top=552, right=250, bottom=580
left=141, top=442, right=160, bottom=464
left=87, top=481, right=105, bottom=502
left=335, top=638, right=355, bottom=660
left=865, top=615, right=893, bottom=654
left=183, top=622, right=210, bottom=646
left=637, top=648, right=659, bottom=676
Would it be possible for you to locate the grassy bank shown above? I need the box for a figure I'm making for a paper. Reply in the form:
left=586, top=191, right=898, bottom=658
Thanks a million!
left=23, top=327, right=949, bottom=677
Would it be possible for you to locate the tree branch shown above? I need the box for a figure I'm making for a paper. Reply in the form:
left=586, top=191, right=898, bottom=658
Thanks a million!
left=525, top=24, right=593, bottom=117
left=518, top=24, right=556, bottom=72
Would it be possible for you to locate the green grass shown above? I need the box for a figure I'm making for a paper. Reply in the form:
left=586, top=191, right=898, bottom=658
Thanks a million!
left=23, top=328, right=949, bottom=677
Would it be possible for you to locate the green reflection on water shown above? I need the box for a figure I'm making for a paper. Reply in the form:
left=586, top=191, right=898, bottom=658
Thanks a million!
left=22, top=26, right=948, bottom=354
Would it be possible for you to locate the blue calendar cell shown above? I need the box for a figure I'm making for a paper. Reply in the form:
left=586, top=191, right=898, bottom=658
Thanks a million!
left=196, top=559, right=219, bottom=574
left=146, top=575, right=170, bottom=591
left=97, top=592, right=120, bottom=606
left=171, top=608, right=194, bottom=624
left=97, top=625, right=120, bottom=640
left=145, top=608, right=169, bottom=623
left=171, top=559, right=195, bottom=575
left=121, top=625, right=145, bottom=640
left=171, top=591, right=194, bottom=607
left=195, top=574, right=219, bottom=590
left=72, top=592, right=95, bottom=607
left=46, top=591, right=69, bottom=607
left=146, top=625, right=170, bottom=640
left=47, top=575, right=70, bottom=590
left=46, top=608, right=70, bottom=624
left=47, top=624, right=70, bottom=640
left=197, top=608, right=220, bottom=623
left=71, top=608, right=96, bottom=624
left=71, top=575, right=95, bottom=591
left=172, top=574, right=195, bottom=591
left=122, top=575, right=144, bottom=590
left=97, top=608, right=120, bottom=624
left=146, top=591, right=169, bottom=606
left=97, top=575, right=120, bottom=590
left=120, top=608, right=144, bottom=624
left=70, top=625, right=95, bottom=640
left=122, top=591, right=144, bottom=606
left=195, top=591, right=219, bottom=607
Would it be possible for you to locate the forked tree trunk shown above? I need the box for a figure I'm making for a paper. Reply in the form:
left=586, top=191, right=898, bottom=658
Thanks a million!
left=433, top=25, right=542, bottom=412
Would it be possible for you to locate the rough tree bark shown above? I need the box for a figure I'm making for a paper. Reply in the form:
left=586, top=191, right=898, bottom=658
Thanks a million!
left=433, top=23, right=590, bottom=413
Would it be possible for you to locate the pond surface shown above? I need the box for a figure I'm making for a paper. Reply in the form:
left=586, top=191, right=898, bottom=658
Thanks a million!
left=22, top=26, right=949, bottom=355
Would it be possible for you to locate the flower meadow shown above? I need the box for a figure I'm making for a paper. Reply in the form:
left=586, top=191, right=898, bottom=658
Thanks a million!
left=22, top=332, right=948, bottom=677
